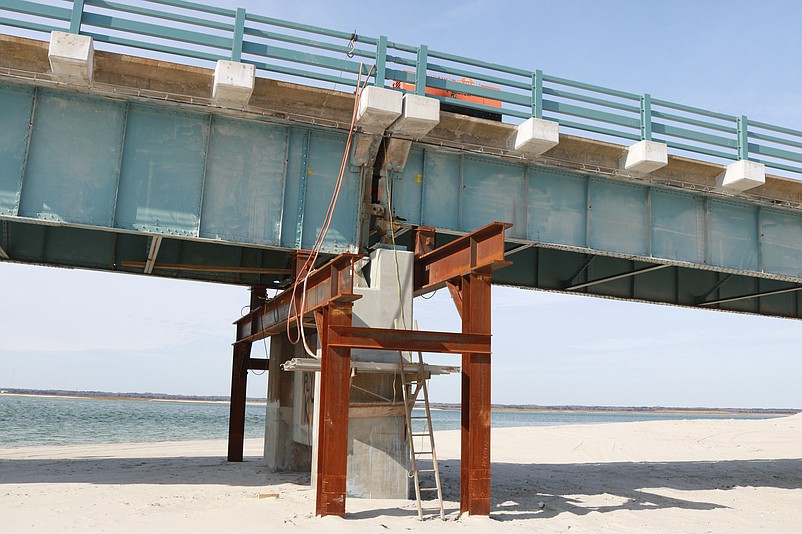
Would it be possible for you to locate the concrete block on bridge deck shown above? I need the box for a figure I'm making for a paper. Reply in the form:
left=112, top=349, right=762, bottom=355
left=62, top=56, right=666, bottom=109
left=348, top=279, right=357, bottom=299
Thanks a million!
left=387, top=94, right=440, bottom=138
left=212, top=60, right=255, bottom=106
left=620, top=140, right=668, bottom=173
left=716, top=159, right=766, bottom=191
left=48, top=32, right=93, bottom=83
left=356, top=87, right=402, bottom=135
left=512, top=117, right=559, bottom=157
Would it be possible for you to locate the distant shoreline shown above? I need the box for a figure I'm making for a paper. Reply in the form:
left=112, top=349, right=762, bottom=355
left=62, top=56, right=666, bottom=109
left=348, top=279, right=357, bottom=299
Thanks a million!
left=1, top=389, right=797, bottom=416
left=0, top=391, right=266, bottom=406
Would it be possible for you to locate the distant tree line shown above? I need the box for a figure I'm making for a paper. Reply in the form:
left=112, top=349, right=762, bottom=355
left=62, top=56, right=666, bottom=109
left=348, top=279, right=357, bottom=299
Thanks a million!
left=2, top=389, right=797, bottom=413
left=428, top=402, right=799, bottom=414
left=0, top=388, right=268, bottom=403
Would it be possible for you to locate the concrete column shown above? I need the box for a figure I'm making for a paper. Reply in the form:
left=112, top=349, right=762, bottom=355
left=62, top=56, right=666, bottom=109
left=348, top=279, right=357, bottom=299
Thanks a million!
left=264, top=334, right=312, bottom=471
left=346, top=249, right=413, bottom=499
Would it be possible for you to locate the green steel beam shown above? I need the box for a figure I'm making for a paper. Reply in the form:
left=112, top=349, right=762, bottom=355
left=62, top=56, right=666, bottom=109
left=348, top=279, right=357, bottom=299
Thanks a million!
left=231, top=7, right=245, bottom=61
left=415, top=44, right=428, bottom=96
left=69, top=0, right=84, bottom=33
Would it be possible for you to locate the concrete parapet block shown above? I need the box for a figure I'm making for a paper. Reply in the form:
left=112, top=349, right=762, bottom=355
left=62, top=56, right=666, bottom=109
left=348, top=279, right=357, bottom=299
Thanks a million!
left=620, top=140, right=668, bottom=173
left=387, top=94, right=440, bottom=138
left=356, top=86, right=402, bottom=135
left=48, top=31, right=93, bottom=83
left=212, top=60, right=255, bottom=106
left=716, top=159, right=766, bottom=191
left=513, top=117, right=559, bottom=157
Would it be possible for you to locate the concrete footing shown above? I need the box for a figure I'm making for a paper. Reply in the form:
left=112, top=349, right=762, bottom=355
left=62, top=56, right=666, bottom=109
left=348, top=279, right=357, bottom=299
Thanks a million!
left=48, top=31, right=93, bottom=83
left=620, top=139, right=668, bottom=173
left=512, top=117, right=559, bottom=157
left=212, top=60, right=255, bottom=106
left=716, top=159, right=766, bottom=191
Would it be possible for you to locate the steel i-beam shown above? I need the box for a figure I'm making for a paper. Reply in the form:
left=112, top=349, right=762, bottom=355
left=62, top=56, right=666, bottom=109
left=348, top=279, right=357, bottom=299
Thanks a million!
left=227, top=286, right=266, bottom=462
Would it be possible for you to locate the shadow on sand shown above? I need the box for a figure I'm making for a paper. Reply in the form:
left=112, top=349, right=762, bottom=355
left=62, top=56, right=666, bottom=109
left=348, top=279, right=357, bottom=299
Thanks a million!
left=0, top=455, right=308, bottom=488
left=349, top=457, right=802, bottom=521
left=2, top=455, right=800, bottom=521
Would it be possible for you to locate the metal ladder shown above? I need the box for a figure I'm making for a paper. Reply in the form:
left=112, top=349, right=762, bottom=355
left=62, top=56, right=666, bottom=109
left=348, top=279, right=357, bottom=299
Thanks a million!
left=397, top=321, right=445, bottom=520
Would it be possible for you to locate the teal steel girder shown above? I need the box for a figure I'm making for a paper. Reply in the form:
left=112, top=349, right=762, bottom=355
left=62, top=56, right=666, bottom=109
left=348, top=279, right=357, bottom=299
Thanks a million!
left=388, top=144, right=802, bottom=319
left=0, top=81, right=361, bottom=255
left=2, top=79, right=802, bottom=319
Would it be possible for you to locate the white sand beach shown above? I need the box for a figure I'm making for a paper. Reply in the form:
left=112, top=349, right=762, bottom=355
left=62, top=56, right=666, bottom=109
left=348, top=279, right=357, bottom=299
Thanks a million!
left=1, top=414, right=800, bottom=533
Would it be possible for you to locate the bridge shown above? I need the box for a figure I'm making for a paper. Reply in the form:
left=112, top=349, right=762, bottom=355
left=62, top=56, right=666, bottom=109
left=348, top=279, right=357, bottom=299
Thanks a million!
left=2, top=0, right=802, bottom=519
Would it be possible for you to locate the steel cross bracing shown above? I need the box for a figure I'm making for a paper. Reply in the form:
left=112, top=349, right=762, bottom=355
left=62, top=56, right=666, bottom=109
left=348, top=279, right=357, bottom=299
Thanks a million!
left=227, top=222, right=510, bottom=517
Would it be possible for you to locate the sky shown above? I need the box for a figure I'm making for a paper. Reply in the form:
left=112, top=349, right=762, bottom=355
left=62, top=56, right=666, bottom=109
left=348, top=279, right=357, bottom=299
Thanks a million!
left=2, top=0, right=802, bottom=408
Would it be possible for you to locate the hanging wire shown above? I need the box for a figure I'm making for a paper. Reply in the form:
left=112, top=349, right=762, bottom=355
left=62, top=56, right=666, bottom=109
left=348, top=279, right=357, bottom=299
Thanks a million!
left=285, top=62, right=375, bottom=357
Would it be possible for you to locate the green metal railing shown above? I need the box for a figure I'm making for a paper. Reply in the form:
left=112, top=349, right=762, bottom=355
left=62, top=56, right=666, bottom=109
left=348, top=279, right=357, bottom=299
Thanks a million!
left=3, top=0, right=802, bottom=176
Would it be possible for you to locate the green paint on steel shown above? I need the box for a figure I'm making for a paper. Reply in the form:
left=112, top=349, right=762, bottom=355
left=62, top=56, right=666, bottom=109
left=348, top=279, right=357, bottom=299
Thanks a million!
left=416, top=44, right=428, bottom=96
left=295, top=130, right=310, bottom=250
left=3, top=0, right=802, bottom=176
left=532, top=70, right=543, bottom=119
left=737, top=115, right=749, bottom=160
left=640, top=93, right=652, bottom=141
left=69, top=0, right=85, bottom=33
left=375, top=35, right=387, bottom=87
left=231, top=7, right=245, bottom=62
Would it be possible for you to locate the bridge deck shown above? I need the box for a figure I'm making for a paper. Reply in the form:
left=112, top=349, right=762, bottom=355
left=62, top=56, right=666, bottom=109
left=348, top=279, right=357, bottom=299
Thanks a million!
left=1, top=33, right=802, bottom=319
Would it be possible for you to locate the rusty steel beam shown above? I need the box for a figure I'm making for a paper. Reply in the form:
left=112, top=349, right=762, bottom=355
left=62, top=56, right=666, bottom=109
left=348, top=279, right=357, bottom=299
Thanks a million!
left=227, top=341, right=250, bottom=462
left=315, top=303, right=353, bottom=517
left=327, top=325, right=490, bottom=354
left=235, top=254, right=362, bottom=343
left=414, top=222, right=511, bottom=296
left=460, top=271, right=492, bottom=516
left=228, top=287, right=265, bottom=463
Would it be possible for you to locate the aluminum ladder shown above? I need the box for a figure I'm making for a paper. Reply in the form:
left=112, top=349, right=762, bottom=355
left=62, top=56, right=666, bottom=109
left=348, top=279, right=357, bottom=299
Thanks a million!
left=397, top=322, right=445, bottom=521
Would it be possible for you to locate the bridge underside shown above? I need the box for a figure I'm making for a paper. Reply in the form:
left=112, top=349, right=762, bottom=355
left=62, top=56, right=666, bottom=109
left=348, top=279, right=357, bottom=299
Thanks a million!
left=1, top=71, right=802, bottom=315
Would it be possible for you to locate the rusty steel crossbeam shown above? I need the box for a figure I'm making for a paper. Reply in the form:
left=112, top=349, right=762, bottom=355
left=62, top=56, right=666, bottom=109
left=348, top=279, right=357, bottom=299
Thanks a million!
left=235, top=254, right=363, bottom=343
left=327, top=325, right=491, bottom=354
left=413, top=222, right=511, bottom=296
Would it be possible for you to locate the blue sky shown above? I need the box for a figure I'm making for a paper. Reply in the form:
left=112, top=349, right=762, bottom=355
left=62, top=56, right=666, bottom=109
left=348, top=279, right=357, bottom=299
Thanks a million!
left=2, top=0, right=802, bottom=408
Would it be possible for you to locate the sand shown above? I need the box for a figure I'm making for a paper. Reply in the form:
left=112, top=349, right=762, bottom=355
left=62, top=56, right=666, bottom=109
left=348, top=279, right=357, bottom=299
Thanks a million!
left=1, top=414, right=800, bottom=533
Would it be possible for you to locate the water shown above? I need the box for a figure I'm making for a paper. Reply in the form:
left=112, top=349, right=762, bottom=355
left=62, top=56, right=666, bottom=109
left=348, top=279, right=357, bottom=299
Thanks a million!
left=0, top=394, right=785, bottom=448
left=0, top=395, right=266, bottom=448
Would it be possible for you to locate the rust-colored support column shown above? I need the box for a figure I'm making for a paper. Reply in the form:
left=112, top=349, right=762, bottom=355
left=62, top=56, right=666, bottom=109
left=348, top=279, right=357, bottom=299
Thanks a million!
left=227, top=341, right=250, bottom=462
left=227, top=286, right=266, bottom=462
left=460, top=271, right=492, bottom=516
left=315, top=302, right=353, bottom=517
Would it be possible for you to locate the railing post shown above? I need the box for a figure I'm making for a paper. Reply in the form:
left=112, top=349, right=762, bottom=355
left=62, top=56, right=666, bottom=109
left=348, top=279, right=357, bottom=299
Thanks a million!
left=69, top=0, right=85, bottom=34
left=737, top=115, right=749, bottom=160
left=231, top=8, right=246, bottom=62
left=415, top=44, right=428, bottom=96
left=532, top=69, right=543, bottom=119
left=374, top=35, right=387, bottom=87
left=640, top=93, right=652, bottom=141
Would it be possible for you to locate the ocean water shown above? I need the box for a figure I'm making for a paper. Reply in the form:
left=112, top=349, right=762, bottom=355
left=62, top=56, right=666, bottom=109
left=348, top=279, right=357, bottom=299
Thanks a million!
left=0, top=394, right=784, bottom=448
